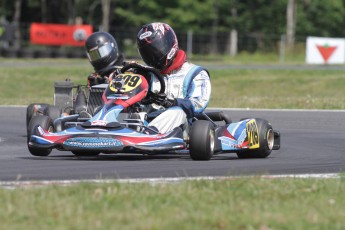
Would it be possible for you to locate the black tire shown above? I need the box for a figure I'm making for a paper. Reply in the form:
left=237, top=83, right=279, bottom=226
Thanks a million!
left=26, top=103, right=48, bottom=130
left=72, top=151, right=100, bottom=157
left=44, top=105, right=61, bottom=124
left=189, top=120, right=215, bottom=161
left=27, top=115, right=53, bottom=156
left=237, top=118, right=274, bottom=159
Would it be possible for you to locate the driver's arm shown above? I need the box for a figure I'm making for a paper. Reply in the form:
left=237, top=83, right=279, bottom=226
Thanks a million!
left=176, top=70, right=211, bottom=118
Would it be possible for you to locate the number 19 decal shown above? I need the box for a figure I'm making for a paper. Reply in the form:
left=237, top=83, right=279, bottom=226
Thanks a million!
left=246, top=119, right=260, bottom=149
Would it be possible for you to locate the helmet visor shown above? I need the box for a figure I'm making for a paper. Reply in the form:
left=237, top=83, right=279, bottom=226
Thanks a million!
left=138, top=43, right=170, bottom=70
left=87, top=43, right=113, bottom=62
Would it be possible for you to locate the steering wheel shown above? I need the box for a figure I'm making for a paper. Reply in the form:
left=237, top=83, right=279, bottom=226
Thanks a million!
left=120, top=63, right=165, bottom=94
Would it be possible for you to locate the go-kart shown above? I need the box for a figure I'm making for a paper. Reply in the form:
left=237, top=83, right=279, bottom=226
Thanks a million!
left=26, top=71, right=110, bottom=133
left=27, top=63, right=280, bottom=160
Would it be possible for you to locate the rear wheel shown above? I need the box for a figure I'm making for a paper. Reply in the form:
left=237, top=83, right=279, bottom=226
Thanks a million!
left=26, top=103, right=48, bottom=131
left=27, top=115, right=53, bottom=156
left=44, top=105, right=61, bottom=124
left=237, top=119, right=274, bottom=159
left=189, top=120, right=215, bottom=161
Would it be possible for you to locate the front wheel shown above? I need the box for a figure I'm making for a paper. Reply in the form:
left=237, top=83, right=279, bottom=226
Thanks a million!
left=27, top=115, right=53, bottom=156
left=189, top=120, right=215, bottom=161
left=237, top=118, right=274, bottom=159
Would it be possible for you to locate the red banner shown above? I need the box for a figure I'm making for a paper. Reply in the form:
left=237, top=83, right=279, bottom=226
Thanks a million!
left=30, top=23, right=93, bottom=46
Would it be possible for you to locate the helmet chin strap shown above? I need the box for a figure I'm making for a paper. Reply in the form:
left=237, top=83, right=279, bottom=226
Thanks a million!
left=161, top=50, right=186, bottom=75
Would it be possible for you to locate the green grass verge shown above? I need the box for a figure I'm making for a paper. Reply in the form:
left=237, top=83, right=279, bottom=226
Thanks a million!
left=1, top=58, right=345, bottom=109
left=1, top=177, right=345, bottom=229
left=209, top=68, right=345, bottom=109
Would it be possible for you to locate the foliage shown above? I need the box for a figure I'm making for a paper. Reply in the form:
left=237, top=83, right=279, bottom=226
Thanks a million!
left=1, top=0, right=345, bottom=39
left=296, top=0, right=345, bottom=37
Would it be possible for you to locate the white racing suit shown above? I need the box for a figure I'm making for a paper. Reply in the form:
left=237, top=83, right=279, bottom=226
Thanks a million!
left=147, top=62, right=211, bottom=134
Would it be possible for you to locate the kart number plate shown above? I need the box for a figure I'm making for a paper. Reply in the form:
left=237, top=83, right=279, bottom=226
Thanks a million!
left=246, top=119, right=260, bottom=149
left=110, top=73, right=142, bottom=92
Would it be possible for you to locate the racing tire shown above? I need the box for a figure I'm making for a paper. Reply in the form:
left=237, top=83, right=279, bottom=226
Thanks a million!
left=237, top=118, right=274, bottom=159
left=26, top=103, right=48, bottom=130
left=189, top=120, right=215, bottom=161
left=44, top=105, right=61, bottom=124
left=27, top=115, right=53, bottom=156
left=72, top=151, right=100, bottom=157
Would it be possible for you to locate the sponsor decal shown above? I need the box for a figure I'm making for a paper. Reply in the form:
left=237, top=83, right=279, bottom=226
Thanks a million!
left=246, top=119, right=260, bottom=149
left=151, top=23, right=165, bottom=35
left=30, top=23, right=93, bottom=46
left=306, top=36, right=345, bottom=64
left=218, top=130, right=248, bottom=150
left=91, top=120, right=107, bottom=126
left=64, top=137, right=123, bottom=148
left=73, top=28, right=87, bottom=41
left=139, top=31, right=152, bottom=40
left=218, top=136, right=238, bottom=149
left=167, top=48, right=176, bottom=59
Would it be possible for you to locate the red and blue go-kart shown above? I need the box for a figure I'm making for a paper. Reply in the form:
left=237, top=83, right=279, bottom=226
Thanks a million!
left=27, top=63, right=280, bottom=160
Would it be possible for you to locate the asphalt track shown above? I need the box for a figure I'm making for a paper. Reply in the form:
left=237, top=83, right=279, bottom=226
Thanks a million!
left=0, top=106, right=344, bottom=182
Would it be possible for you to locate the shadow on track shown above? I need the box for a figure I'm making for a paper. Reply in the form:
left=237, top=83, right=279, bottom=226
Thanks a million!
left=20, top=152, right=240, bottom=161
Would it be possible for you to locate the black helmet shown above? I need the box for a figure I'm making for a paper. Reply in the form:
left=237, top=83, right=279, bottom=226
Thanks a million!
left=137, top=22, right=178, bottom=71
left=85, top=32, right=119, bottom=72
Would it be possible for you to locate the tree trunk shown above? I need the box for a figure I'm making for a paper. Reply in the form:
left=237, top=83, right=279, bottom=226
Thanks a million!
left=101, top=0, right=111, bottom=32
left=13, top=0, right=22, bottom=49
left=210, top=2, right=218, bottom=54
left=286, top=0, right=296, bottom=50
left=229, top=29, right=238, bottom=56
left=229, top=6, right=238, bottom=56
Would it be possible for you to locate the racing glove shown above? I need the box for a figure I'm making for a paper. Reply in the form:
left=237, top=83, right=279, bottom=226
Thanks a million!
left=150, top=93, right=177, bottom=108
left=142, top=92, right=177, bottom=108
left=87, top=73, right=106, bottom=86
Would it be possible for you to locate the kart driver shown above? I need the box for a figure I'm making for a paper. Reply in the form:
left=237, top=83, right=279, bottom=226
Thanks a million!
left=71, top=32, right=125, bottom=116
left=85, top=31, right=125, bottom=86
left=136, top=22, right=211, bottom=135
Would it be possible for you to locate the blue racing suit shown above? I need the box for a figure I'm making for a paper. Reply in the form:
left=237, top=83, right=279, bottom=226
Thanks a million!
left=147, top=62, right=211, bottom=134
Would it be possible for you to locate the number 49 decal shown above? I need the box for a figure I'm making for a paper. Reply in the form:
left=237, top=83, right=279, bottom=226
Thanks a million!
left=246, top=119, right=260, bottom=149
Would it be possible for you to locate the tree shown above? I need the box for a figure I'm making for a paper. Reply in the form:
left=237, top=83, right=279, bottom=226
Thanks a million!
left=101, top=0, right=111, bottom=32
left=286, top=0, right=296, bottom=49
left=13, top=0, right=22, bottom=49
left=296, top=0, right=345, bottom=38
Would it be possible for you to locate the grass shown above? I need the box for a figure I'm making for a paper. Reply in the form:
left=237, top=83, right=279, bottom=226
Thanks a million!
left=209, top=68, right=345, bottom=109
left=1, top=177, right=345, bottom=229
left=1, top=58, right=345, bottom=109
left=0, top=58, right=91, bottom=105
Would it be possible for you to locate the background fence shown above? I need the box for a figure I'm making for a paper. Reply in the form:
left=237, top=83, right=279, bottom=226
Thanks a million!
left=0, top=23, right=307, bottom=60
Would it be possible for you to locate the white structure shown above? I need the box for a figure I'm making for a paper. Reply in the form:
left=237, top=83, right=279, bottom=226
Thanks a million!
left=306, top=36, right=345, bottom=64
